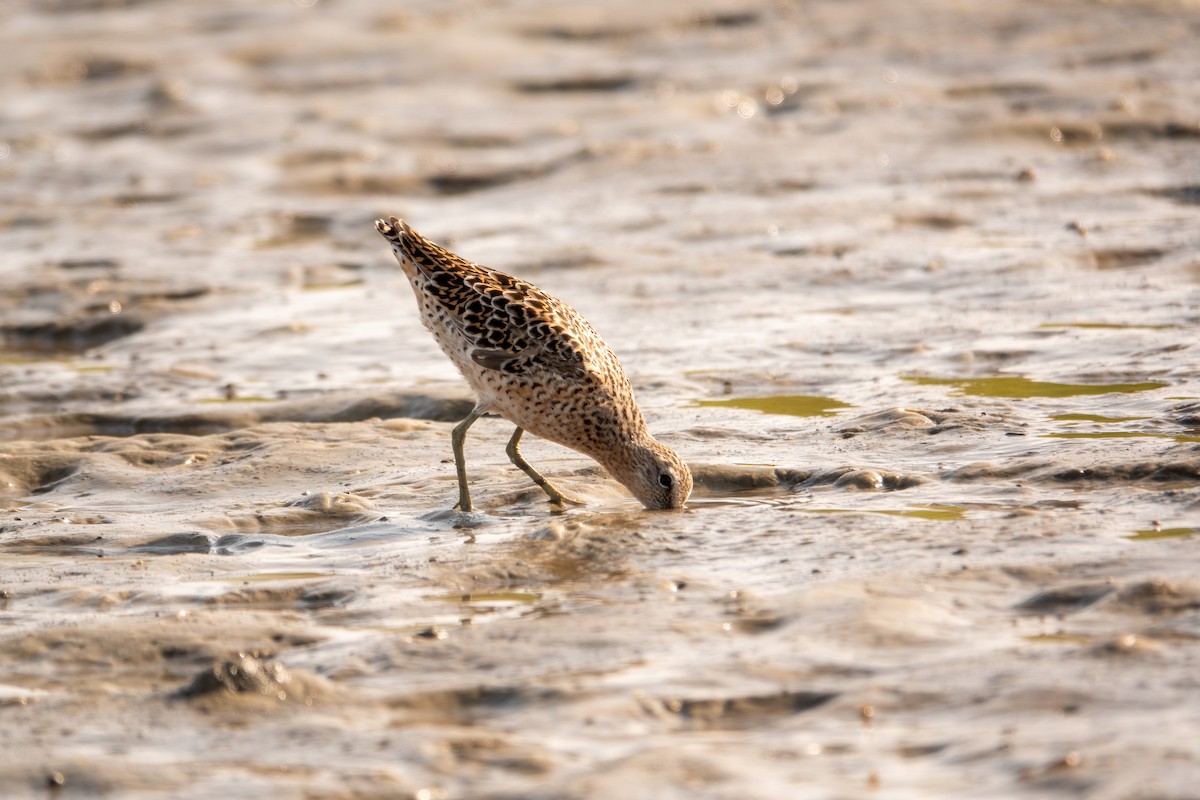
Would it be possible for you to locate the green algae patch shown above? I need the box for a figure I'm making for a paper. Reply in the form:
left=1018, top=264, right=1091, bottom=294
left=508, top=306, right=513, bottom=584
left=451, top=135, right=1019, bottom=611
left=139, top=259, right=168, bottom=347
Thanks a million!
left=799, top=504, right=965, bottom=521
left=696, top=395, right=853, bottom=418
left=1126, top=528, right=1197, bottom=542
left=879, top=504, right=967, bottom=521
left=0, top=353, right=57, bottom=366
left=906, top=375, right=1168, bottom=399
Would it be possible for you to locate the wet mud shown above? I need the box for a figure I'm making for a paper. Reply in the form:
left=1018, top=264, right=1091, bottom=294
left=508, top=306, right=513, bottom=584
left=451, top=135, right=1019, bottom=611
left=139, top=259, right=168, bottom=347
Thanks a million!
left=2, top=0, right=1199, bottom=798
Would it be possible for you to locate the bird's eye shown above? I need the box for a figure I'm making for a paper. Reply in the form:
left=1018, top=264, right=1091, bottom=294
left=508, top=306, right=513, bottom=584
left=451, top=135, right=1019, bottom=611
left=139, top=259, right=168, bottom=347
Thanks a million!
left=659, top=473, right=673, bottom=489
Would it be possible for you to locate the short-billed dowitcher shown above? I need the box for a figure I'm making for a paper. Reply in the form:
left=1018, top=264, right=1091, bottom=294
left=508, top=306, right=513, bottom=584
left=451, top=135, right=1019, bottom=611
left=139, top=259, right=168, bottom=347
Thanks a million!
left=374, top=217, right=691, bottom=512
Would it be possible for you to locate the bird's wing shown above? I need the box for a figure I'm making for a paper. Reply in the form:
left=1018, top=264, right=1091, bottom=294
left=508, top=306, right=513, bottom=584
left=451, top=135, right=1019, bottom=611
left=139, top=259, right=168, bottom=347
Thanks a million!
left=382, top=218, right=595, bottom=378
left=461, top=274, right=594, bottom=379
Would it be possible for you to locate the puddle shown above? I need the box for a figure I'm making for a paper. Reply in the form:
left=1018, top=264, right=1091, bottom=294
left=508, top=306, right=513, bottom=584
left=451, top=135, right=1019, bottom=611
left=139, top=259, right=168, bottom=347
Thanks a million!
left=694, top=395, right=854, bottom=417
left=906, top=376, right=1169, bottom=398
left=1126, top=528, right=1197, bottom=541
left=797, top=504, right=966, bottom=521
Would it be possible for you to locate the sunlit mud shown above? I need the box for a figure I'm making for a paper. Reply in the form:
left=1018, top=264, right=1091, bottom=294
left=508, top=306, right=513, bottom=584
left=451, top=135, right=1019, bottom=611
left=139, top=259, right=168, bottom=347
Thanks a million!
left=2, top=0, right=1199, bottom=798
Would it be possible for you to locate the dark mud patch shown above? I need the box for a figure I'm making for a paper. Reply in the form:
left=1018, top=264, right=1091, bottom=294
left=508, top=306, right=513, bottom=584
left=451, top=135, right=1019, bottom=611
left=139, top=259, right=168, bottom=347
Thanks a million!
left=691, top=464, right=807, bottom=493
left=0, top=759, right=186, bottom=800
left=2, top=312, right=146, bottom=354
left=839, top=406, right=1021, bottom=436
left=217, top=491, right=375, bottom=537
left=1045, top=461, right=1200, bottom=484
left=1015, top=583, right=1115, bottom=615
left=0, top=389, right=474, bottom=440
left=0, top=434, right=219, bottom=498
left=26, top=52, right=153, bottom=86
left=988, top=117, right=1200, bottom=146
left=427, top=166, right=553, bottom=195
left=277, top=147, right=378, bottom=168
left=1081, top=247, right=1169, bottom=271
left=177, top=652, right=334, bottom=711
left=512, top=75, right=638, bottom=93
left=294, top=149, right=588, bottom=197
left=0, top=531, right=108, bottom=556
left=1, top=266, right=210, bottom=355
left=639, top=689, right=837, bottom=730
left=130, top=531, right=218, bottom=555
left=1115, top=579, right=1200, bottom=614
left=946, top=458, right=1200, bottom=485
left=426, top=150, right=588, bottom=196
left=0, top=452, right=83, bottom=497
left=945, top=82, right=1049, bottom=99
left=1171, top=401, right=1200, bottom=428
left=689, top=463, right=924, bottom=495
left=256, top=212, right=334, bottom=248
left=769, top=241, right=855, bottom=258
left=689, top=9, right=762, bottom=28
left=809, top=467, right=927, bottom=491
left=523, top=24, right=641, bottom=42
left=1146, top=185, right=1200, bottom=207
left=447, top=516, right=643, bottom=587
left=389, top=685, right=567, bottom=724
left=0, top=616, right=321, bottom=693
left=56, top=258, right=121, bottom=271
left=892, top=212, right=972, bottom=230
left=426, top=734, right=554, bottom=776
left=1102, top=119, right=1200, bottom=140
left=289, top=169, right=423, bottom=197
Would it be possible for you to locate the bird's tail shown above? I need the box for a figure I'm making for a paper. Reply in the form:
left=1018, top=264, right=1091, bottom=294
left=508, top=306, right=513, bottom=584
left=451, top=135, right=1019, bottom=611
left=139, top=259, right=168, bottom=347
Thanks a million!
left=374, top=216, right=463, bottom=280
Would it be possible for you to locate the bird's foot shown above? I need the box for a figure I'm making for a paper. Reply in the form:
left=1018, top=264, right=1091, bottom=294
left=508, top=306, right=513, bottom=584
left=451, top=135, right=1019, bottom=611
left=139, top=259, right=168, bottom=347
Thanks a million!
left=545, top=488, right=587, bottom=507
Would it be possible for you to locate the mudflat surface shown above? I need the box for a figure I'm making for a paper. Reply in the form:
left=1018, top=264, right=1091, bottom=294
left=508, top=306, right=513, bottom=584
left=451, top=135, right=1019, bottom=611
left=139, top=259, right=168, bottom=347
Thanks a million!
left=2, top=1, right=1199, bottom=798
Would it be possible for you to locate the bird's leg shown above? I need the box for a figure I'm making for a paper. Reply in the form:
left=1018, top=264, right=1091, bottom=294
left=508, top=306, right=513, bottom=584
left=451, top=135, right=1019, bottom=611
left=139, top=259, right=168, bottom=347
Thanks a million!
left=451, top=404, right=487, bottom=512
left=506, top=427, right=586, bottom=507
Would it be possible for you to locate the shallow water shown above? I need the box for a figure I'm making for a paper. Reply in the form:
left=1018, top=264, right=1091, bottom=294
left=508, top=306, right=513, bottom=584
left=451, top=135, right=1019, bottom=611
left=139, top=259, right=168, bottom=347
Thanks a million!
left=2, top=0, right=1199, bottom=797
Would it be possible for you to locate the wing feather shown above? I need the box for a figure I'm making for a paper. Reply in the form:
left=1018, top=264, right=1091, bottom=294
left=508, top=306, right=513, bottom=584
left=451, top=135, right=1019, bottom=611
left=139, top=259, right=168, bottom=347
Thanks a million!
left=390, top=221, right=593, bottom=378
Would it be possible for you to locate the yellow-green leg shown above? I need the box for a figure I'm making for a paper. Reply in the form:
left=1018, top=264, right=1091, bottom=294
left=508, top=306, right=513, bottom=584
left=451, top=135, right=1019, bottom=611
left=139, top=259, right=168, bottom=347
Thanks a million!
left=506, top=427, right=585, bottom=507
left=451, top=405, right=487, bottom=512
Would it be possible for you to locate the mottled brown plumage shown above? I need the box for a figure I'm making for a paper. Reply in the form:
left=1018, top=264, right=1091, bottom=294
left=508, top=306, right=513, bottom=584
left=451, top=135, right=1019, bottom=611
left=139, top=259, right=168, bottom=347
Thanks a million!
left=374, top=216, right=691, bottom=511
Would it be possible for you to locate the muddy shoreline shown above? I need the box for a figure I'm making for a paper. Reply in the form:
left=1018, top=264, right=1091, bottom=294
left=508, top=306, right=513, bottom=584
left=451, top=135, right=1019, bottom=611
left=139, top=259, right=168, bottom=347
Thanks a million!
left=2, top=0, right=1199, bottom=798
